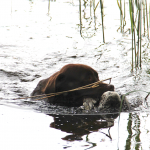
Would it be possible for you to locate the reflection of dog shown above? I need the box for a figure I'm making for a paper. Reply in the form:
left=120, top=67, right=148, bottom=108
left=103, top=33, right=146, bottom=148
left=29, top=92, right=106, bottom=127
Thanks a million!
left=49, top=114, right=119, bottom=141
left=31, top=64, right=114, bottom=106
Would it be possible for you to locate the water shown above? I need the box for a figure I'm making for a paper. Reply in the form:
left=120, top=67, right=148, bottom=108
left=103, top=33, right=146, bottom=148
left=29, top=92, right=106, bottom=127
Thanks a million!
left=0, top=0, right=150, bottom=149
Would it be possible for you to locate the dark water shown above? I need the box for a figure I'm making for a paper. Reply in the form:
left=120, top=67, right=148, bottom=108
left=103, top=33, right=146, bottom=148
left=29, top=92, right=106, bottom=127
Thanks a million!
left=0, top=0, right=150, bottom=149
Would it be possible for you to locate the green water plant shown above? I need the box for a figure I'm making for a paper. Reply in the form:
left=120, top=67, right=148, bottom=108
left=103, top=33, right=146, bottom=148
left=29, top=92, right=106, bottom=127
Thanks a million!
left=48, top=0, right=50, bottom=15
left=79, top=0, right=104, bottom=40
left=48, top=0, right=149, bottom=71
left=79, top=0, right=82, bottom=36
left=100, top=0, right=105, bottom=43
left=118, top=0, right=149, bottom=71
left=119, top=90, right=150, bottom=113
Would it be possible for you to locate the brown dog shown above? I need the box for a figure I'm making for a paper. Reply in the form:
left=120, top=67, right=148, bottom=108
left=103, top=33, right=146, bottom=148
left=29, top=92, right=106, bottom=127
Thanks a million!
left=31, top=64, right=114, bottom=106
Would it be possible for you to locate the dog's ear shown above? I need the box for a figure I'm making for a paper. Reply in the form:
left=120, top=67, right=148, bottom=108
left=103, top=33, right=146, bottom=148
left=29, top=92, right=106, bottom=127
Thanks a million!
left=56, top=73, right=65, bottom=82
left=55, top=73, right=66, bottom=92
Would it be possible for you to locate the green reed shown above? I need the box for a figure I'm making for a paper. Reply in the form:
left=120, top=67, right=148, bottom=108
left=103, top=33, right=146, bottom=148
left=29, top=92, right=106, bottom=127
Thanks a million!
left=79, top=0, right=104, bottom=41
left=117, top=0, right=126, bottom=32
left=100, top=0, right=105, bottom=43
left=79, top=0, right=82, bottom=36
left=118, top=0, right=149, bottom=71
left=48, top=1, right=149, bottom=70
left=48, top=0, right=50, bottom=15
left=120, top=90, right=150, bottom=112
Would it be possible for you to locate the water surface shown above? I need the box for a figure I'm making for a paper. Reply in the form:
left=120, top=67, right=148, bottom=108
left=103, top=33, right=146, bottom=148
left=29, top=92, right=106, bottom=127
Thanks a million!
left=0, top=0, right=150, bottom=149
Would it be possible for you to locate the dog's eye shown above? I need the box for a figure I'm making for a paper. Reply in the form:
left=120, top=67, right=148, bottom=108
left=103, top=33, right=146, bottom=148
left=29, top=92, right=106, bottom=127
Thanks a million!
left=94, top=72, right=98, bottom=79
left=88, top=76, right=92, bottom=81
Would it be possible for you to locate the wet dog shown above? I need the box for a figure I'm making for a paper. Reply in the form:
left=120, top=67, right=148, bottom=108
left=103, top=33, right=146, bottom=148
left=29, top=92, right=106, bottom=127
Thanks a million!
left=31, top=64, right=114, bottom=106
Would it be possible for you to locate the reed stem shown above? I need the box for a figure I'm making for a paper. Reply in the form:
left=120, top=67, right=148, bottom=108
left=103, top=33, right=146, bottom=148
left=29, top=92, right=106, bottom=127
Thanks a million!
left=79, top=0, right=82, bottom=36
left=93, top=0, right=96, bottom=29
left=120, top=0, right=123, bottom=32
left=100, top=0, right=105, bottom=43
left=145, top=0, right=149, bottom=38
left=48, top=0, right=50, bottom=14
left=123, top=0, right=126, bottom=31
left=143, top=1, right=146, bottom=36
left=140, top=2, right=142, bottom=68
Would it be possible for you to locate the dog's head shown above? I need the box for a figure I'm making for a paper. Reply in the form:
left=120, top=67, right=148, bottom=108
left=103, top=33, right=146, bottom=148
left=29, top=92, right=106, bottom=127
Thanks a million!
left=32, top=64, right=114, bottom=106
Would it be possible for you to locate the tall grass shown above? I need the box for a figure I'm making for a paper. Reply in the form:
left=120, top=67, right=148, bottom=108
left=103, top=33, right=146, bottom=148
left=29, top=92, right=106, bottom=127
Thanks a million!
left=100, top=0, right=105, bottom=43
left=79, top=0, right=104, bottom=41
left=78, top=0, right=149, bottom=70
left=48, top=0, right=149, bottom=71
left=118, top=0, right=149, bottom=71
left=48, top=0, right=50, bottom=15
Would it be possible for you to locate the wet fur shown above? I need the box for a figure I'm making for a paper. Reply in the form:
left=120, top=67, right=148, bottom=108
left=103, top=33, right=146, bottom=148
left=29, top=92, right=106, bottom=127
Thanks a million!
left=31, top=64, right=114, bottom=106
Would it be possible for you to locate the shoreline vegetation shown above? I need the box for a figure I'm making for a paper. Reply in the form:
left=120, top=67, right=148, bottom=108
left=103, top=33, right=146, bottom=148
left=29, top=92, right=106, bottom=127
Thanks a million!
left=48, top=0, right=150, bottom=71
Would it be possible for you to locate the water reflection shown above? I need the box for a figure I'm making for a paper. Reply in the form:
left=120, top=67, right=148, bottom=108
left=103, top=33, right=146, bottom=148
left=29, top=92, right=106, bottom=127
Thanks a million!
left=49, top=113, right=119, bottom=141
left=125, top=113, right=132, bottom=150
left=0, top=0, right=150, bottom=149
left=125, top=113, right=141, bottom=150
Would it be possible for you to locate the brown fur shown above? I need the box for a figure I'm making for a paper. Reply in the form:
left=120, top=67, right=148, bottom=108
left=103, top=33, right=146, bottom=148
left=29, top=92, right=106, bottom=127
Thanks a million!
left=31, top=64, right=114, bottom=106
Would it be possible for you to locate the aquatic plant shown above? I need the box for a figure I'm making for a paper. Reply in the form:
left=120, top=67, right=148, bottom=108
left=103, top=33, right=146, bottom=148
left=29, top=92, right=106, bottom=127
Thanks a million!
left=79, top=0, right=104, bottom=39
left=100, top=0, right=105, bottom=43
left=119, top=90, right=150, bottom=112
left=48, top=0, right=149, bottom=71
left=117, top=0, right=149, bottom=71
left=78, top=0, right=149, bottom=71
left=48, top=0, right=50, bottom=15
left=79, top=0, right=82, bottom=36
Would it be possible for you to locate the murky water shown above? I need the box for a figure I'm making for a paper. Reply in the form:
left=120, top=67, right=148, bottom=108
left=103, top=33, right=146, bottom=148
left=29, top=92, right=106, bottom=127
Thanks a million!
left=0, top=0, right=150, bottom=149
